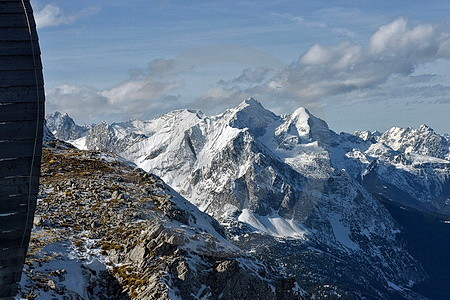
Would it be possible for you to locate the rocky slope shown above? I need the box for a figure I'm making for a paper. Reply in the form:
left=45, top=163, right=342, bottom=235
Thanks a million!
left=18, top=140, right=304, bottom=299
left=45, top=99, right=437, bottom=298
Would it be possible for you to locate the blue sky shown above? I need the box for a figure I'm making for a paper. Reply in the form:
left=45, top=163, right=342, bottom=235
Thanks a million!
left=33, top=0, right=450, bottom=133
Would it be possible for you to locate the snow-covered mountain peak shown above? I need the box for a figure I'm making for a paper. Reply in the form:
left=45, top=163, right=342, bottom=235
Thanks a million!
left=46, top=111, right=88, bottom=141
left=163, top=107, right=203, bottom=123
left=225, top=97, right=278, bottom=137
left=417, top=124, right=433, bottom=132
left=379, top=124, right=449, bottom=159
left=291, top=106, right=311, bottom=117
left=275, top=106, right=330, bottom=149
left=353, top=130, right=381, bottom=142
left=238, top=97, right=262, bottom=108
left=48, top=111, right=67, bottom=118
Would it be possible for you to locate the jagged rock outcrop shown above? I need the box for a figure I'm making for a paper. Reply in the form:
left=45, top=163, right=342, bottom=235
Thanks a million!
left=46, top=111, right=88, bottom=141
left=85, top=121, right=148, bottom=154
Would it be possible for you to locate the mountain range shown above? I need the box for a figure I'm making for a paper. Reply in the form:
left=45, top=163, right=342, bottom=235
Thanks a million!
left=44, top=98, right=450, bottom=299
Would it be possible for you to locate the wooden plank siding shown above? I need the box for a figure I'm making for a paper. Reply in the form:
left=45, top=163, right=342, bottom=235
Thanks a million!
left=0, top=55, right=43, bottom=71
left=0, top=193, right=38, bottom=213
left=0, top=140, right=43, bottom=159
left=0, top=175, right=39, bottom=197
left=0, top=88, right=44, bottom=102
left=0, top=0, right=45, bottom=297
left=0, top=13, right=36, bottom=28
left=0, top=41, right=41, bottom=55
left=0, top=122, right=45, bottom=141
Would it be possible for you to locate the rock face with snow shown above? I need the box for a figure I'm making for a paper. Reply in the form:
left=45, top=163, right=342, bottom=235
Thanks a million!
left=85, top=121, right=149, bottom=153
left=334, top=125, right=450, bottom=215
left=46, top=98, right=450, bottom=297
left=46, top=111, right=89, bottom=141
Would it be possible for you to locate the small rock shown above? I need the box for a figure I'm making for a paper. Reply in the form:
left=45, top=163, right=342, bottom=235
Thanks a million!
left=127, top=244, right=147, bottom=263
left=47, top=279, right=56, bottom=290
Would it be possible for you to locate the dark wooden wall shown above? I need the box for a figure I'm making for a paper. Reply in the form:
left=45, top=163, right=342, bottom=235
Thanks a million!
left=0, top=0, right=45, bottom=297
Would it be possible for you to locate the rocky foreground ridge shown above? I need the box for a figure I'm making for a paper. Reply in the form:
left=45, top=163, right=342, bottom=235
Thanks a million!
left=17, top=140, right=303, bottom=299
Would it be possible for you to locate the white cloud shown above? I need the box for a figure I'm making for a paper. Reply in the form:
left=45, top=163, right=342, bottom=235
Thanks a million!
left=278, top=12, right=356, bottom=38
left=100, top=59, right=182, bottom=104
left=188, top=18, right=450, bottom=115
left=34, top=3, right=99, bottom=28
left=46, top=18, right=450, bottom=124
left=46, top=59, right=184, bottom=123
left=283, top=18, right=449, bottom=98
left=46, top=85, right=110, bottom=124
left=369, top=18, right=438, bottom=56
left=219, top=18, right=450, bottom=106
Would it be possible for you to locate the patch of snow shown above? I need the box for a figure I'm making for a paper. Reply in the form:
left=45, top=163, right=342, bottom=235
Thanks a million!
left=328, top=214, right=359, bottom=251
left=68, top=136, right=87, bottom=150
left=221, top=204, right=239, bottom=219
left=387, top=281, right=405, bottom=292
left=18, top=240, right=107, bottom=299
left=238, top=209, right=307, bottom=239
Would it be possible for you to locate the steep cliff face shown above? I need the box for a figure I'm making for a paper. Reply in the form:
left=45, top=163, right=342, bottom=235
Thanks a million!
left=46, top=112, right=88, bottom=141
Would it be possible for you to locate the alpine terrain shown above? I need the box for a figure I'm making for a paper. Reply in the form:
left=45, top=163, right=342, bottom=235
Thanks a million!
left=43, top=98, right=450, bottom=299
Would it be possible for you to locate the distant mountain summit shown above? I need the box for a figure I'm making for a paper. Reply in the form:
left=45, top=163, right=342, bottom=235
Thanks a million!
left=46, top=98, right=450, bottom=298
left=46, top=111, right=89, bottom=141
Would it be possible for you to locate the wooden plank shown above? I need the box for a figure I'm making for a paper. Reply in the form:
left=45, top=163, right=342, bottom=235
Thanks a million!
left=0, top=108, right=44, bottom=122
left=0, top=228, right=30, bottom=245
left=0, top=266, right=26, bottom=284
left=0, top=2, right=32, bottom=14
left=0, top=54, right=42, bottom=70
left=0, top=245, right=27, bottom=258
left=0, top=13, right=35, bottom=28
left=0, top=101, right=44, bottom=111
left=0, top=156, right=41, bottom=177
left=0, top=123, right=44, bottom=142
left=0, top=175, right=39, bottom=197
left=0, top=41, right=41, bottom=55
left=0, top=85, right=44, bottom=94
left=0, top=277, right=22, bottom=292
left=0, top=254, right=26, bottom=268
left=0, top=70, right=44, bottom=86
left=0, top=89, right=44, bottom=103
left=0, top=138, right=42, bottom=159
left=0, top=283, right=20, bottom=297
left=0, top=193, right=37, bottom=213
left=0, top=269, right=24, bottom=284
left=0, top=145, right=43, bottom=159
left=0, top=211, right=35, bottom=231
left=0, top=0, right=30, bottom=2
left=0, top=102, right=44, bottom=121
left=0, top=27, right=38, bottom=41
